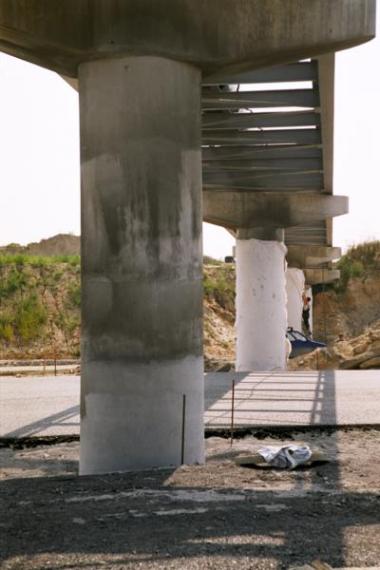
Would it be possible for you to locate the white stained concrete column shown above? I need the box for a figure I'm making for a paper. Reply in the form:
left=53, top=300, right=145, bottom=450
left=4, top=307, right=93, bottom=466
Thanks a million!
left=79, top=56, right=204, bottom=475
left=305, top=286, right=313, bottom=334
left=286, top=268, right=305, bottom=331
left=236, top=238, right=287, bottom=371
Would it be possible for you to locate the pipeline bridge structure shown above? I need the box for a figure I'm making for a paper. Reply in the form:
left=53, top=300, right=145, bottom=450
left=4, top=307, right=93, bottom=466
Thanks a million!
left=0, top=0, right=375, bottom=475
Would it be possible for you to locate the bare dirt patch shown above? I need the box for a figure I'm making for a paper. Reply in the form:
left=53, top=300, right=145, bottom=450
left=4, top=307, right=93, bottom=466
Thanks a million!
left=1, top=429, right=379, bottom=569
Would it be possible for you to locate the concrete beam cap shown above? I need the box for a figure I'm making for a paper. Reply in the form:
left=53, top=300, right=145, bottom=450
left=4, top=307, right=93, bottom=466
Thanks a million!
left=287, top=245, right=341, bottom=268
left=304, top=268, right=340, bottom=285
left=0, top=0, right=375, bottom=77
left=203, top=192, right=348, bottom=231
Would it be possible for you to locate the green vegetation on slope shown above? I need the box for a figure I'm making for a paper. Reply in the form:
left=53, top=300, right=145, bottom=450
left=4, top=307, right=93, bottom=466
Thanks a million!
left=313, top=241, right=380, bottom=343
left=335, top=241, right=380, bottom=292
left=0, top=253, right=236, bottom=360
left=203, top=264, right=235, bottom=312
left=0, top=253, right=80, bottom=267
left=2, top=240, right=380, bottom=361
left=0, top=255, right=80, bottom=358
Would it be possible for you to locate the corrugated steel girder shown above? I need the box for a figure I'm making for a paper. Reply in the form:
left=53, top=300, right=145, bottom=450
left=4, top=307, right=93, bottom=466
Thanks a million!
left=203, top=61, right=318, bottom=85
left=202, top=110, right=320, bottom=130
left=203, top=128, right=321, bottom=146
left=202, top=88, right=320, bottom=110
left=202, top=144, right=322, bottom=161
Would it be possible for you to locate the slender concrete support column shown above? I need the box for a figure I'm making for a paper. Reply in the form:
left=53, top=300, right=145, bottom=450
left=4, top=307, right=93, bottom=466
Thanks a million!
left=79, top=56, right=204, bottom=475
left=236, top=235, right=287, bottom=371
left=286, top=268, right=305, bottom=331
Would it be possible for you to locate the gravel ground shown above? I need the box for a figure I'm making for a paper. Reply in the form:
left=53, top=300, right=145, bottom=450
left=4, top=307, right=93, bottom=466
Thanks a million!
left=1, top=429, right=380, bottom=569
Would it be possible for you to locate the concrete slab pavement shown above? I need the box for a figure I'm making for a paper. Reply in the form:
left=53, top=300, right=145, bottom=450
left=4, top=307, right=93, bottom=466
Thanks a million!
left=0, top=375, right=80, bottom=438
left=0, top=370, right=379, bottom=438
left=204, top=370, right=380, bottom=428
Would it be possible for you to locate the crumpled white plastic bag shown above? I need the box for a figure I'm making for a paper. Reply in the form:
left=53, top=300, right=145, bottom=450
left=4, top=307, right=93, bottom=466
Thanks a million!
left=258, top=444, right=312, bottom=469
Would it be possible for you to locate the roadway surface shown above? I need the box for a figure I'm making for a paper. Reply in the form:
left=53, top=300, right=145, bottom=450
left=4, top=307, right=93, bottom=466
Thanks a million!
left=1, top=370, right=379, bottom=438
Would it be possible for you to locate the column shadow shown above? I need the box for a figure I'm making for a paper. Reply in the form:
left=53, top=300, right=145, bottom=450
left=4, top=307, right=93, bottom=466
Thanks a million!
left=2, top=405, right=80, bottom=438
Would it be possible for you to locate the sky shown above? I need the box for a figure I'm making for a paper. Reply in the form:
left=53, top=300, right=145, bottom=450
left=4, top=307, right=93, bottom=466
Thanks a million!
left=0, top=9, right=379, bottom=259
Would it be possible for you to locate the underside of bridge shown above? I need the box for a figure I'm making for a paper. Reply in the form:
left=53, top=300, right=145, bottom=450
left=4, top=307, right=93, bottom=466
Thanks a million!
left=0, top=0, right=375, bottom=474
left=202, top=55, right=345, bottom=369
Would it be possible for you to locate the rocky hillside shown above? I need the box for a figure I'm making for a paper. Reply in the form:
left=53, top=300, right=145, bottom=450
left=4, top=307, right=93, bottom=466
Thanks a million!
left=289, top=320, right=380, bottom=371
left=313, top=241, right=380, bottom=344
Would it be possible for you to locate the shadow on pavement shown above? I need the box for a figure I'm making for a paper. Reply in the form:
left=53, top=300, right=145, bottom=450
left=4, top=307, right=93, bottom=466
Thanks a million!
left=2, top=405, right=80, bottom=438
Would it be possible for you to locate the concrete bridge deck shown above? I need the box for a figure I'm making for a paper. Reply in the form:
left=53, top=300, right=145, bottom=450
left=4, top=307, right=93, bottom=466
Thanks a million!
left=1, top=370, right=379, bottom=439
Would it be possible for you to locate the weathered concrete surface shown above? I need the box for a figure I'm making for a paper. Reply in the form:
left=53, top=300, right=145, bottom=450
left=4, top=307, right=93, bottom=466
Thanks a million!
left=0, top=376, right=80, bottom=438
left=79, top=56, right=204, bottom=474
left=287, top=245, right=341, bottom=269
left=304, top=268, right=340, bottom=285
left=203, top=192, right=348, bottom=230
left=205, top=370, right=380, bottom=428
left=286, top=267, right=305, bottom=331
left=0, top=1, right=375, bottom=77
left=1, top=370, right=380, bottom=438
left=236, top=239, right=287, bottom=371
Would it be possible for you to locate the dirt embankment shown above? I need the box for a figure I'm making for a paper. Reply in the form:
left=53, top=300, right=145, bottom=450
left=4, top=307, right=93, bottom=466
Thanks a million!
left=289, top=319, right=380, bottom=370
left=204, top=261, right=380, bottom=371
left=2, top=257, right=380, bottom=369
left=0, top=260, right=81, bottom=359
left=0, top=239, right=235, bottom=361
left=301, top=244, right=380, bottom=369
left=203, top=264, right=235, bottom=369
left=313, top=274, right=380, bottom=344
left=1, top=236, right=380, bottom=370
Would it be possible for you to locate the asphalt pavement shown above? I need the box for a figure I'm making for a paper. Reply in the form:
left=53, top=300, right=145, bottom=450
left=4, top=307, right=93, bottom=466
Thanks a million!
left=1, top=370, right=379, bottom=438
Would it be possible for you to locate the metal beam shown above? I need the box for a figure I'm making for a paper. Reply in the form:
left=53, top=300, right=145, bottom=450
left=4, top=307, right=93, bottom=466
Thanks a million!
left=202, top=129, right=321, bottom=146
left=202, top=144, right=322, bottom=161
left=318, top=54, right=335, bottom=196
left=202, top=111, right=320, bottom=130
left=203, top=157, right=323, bottom=171
left=285, top=222, right=327, bottom=246
left=203, top=192, right=348, bottom=229
left=203, top=61, right=318, bottom=85
left=202, top=89, right=320, bottom=110
left=203, top=171, right=323, bottom=190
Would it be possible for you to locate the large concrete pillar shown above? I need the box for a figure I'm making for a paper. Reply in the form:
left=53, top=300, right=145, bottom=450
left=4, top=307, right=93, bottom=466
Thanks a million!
left=286, top=267, right=305, bottom=331
left=79, top=56, right=204, bottom=475
left=236, top=230, right=287, bottom=371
